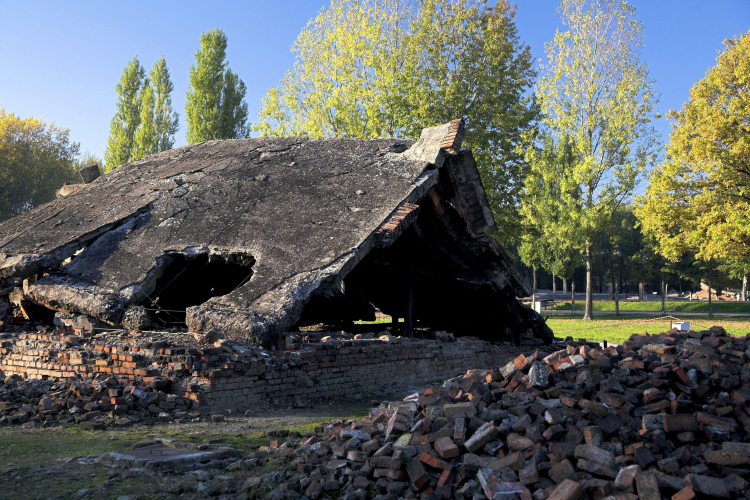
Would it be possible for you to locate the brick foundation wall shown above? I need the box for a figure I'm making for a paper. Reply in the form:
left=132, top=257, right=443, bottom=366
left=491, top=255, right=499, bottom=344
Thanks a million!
left=0, top=334, right=538, bottom=412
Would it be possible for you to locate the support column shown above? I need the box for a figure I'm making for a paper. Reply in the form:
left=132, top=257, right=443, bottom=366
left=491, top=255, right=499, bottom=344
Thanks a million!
left=404, top=278, right=414, bottom=338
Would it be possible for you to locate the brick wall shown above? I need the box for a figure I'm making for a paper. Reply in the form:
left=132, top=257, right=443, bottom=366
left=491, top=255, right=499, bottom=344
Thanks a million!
left=0, top=334, right=537, bottom=412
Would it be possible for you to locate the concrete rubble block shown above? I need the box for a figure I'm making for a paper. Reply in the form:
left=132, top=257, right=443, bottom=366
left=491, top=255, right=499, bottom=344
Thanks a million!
left=634, top=470, right=661, bottom=500
left=528, top=362, right=549, bottom=388
left=402, top=118, right=465, bottom=168
left=476, top=468, right=529, bottom=500
left=464, top=422, right=499, bottom=453
left=79, top=163, right=101, bottom=183
left=574, top=444, right=616, bottom=469
left=684, top=473, right=730, bottom=498
left=501, top=392, right=534, bottom=408
left=444, top=402, right=475, bottom=419
left=547, top=479, right=583, bottom=500
left=506, top=433, right=535, bottom=452
left=704, top=447, right=750, bottom=466
left=662, top=414, right=699, bottom=433
left=548, top=459, right=576, bottom=484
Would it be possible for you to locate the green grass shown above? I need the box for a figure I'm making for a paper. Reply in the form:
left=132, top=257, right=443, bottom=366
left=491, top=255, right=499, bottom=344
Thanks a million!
left=0, top=424, right=268, bottom=471
left=544, top=314, right=750, bottom=344
left=551, top=300, right=750, bottom=314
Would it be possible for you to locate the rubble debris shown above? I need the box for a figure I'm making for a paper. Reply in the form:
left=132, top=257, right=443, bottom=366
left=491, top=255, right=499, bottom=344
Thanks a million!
left=226, top=326, right=750, bottom=500
left=79, top=163, right=101, bottom=184
left=0, top=326, right=552, bottom=417
left=0, top=119, right=551, bottom=347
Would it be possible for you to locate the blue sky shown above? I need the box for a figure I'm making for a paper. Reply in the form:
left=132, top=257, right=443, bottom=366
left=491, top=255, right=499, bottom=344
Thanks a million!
left=1, top=0, right=748, bottom=160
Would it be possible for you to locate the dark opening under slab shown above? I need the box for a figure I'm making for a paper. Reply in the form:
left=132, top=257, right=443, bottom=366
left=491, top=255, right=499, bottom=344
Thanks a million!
left=144, top=253, right=255, bottom=327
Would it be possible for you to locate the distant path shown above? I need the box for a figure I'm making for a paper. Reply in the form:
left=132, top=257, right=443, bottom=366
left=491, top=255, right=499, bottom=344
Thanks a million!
left=543, top=310, right=749, bottom=317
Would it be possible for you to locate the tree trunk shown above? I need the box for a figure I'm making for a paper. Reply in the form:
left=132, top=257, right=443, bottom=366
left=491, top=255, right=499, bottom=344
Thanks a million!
left=661, top=273, right=665, bottom=315
left=708, top=261, right=714, bottom=318
left=552, top=274, right=557, bottom=294
left=532, top=268, right=537, bottom=311
left=614, top=277, right=620, bottom=315
left=743, top=274, right=747, bottom=302
left=563, top=278, right=568, bottom=294
left=571, top=279, right=576, bottom=315
left=584, top=243, right=594, bottom=320
left=609, top=258, right=618, bottom=315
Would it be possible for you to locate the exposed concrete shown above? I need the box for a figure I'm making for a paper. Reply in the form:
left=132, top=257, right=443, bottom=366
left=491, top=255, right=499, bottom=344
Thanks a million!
left=98, top=439, right=240, bottom=471
left=0, top=119, right=552, bottom=346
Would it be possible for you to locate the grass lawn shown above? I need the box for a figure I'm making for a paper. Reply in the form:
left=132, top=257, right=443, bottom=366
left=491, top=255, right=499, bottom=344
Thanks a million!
left=551, top=300, right=750, bottom=314
left=544, top=313, right=750, bottom=344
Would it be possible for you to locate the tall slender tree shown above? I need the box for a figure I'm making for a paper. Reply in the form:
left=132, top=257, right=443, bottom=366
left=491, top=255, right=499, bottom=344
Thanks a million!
left=185, top=29, right=249, bottom=143
left=150, top=56, right=180, bottom=152
left=133, top=81, right=157, bottom=160
left=532, top=0, right=660, bottom=320
left=218, top=69, right=250, bottom=139
left=104, top=57, right=145, bottom=170
left=107, top=56, right=179, bottom=168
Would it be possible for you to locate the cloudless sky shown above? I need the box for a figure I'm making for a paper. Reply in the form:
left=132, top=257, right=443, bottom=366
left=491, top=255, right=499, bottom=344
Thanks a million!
left=1, top=0, right=748, bottom=162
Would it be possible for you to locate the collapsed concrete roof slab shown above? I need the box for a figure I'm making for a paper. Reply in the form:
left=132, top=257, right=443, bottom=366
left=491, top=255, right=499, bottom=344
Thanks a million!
left=0, top=119, right=552, bottom=346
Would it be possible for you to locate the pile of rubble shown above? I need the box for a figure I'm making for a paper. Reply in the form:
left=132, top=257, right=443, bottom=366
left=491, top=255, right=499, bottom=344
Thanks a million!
left=248, top=326, right=750, bottom=500
left=0, top=373, right=201, bottom=428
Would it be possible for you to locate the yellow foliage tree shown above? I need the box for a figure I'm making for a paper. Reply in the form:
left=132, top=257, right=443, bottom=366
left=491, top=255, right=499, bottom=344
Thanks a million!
left=636, top=31, right=750, bottom=263
left=0, top=109, right=80, bottom=222
left=254, top=0, right=537, bottom=244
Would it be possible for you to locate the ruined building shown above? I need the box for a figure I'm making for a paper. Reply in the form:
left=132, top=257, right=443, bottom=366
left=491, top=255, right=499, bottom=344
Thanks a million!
left=0, top=119, right=552, bottom=347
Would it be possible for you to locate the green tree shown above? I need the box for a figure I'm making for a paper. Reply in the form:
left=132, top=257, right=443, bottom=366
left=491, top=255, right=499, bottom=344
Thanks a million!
left=719, top=257, right=750, bottom=302
left=0, top=109, right=80, bottom=222
left=520, top=134, right=582, bottom=313
left=531, top=0, right=660, bottom=320
left=185, top=29, right=250, bottom=143
left=150, top=56, right=180, bottom=152
left=254, top=0, right=537, bottom=244
left=636, top=31, right=750, bottom=265
left=218, top=69, right=249, bottom=139
left=133, top=81, right=157, bottom=160
left=104, top=56, right=145, bottom=171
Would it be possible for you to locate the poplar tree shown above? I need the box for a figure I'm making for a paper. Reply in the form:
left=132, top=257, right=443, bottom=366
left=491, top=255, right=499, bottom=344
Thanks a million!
left=150, top=57, right=180, bottom=152
left=104, top=57, right=145, bottom=171
left=185, top=29, right=250, bottom=143
left=108, top=56, right=179, bottom=167
left=133, top=81, right=156, bottom=160
left=531, top=0, right=660, bottom=320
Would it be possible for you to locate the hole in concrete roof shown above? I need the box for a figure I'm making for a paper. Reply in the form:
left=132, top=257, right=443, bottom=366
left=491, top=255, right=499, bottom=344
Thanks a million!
left=145, top=253, right=255, bottom=327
